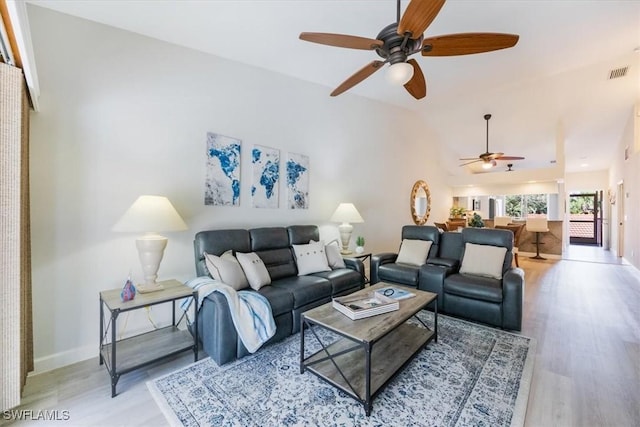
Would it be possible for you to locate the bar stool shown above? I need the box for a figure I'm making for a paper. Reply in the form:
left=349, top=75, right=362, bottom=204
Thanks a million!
left=526, top=216, right=549, bottom=260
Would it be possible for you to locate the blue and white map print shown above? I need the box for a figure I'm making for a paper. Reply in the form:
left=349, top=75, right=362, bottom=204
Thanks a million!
left=204, top=133, right=241, bottom=206
left=251, top=145, right=280, bottom=208
left=286, top=152, right=309, bottom=209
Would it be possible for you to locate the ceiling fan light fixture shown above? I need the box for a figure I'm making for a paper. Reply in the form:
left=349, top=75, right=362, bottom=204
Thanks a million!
left=482, top=159, right=496, bottom=169
left=385, top=62, right=414, bottom=85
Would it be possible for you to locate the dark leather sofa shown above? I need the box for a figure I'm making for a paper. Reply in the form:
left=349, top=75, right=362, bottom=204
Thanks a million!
left=371, top=225, right=524, bottom=330
left=193, top=225, right=365, bottom=365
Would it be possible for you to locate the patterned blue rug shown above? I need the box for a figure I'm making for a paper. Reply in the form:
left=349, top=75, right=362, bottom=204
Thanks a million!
left=148, top=312, right=535, bottom=427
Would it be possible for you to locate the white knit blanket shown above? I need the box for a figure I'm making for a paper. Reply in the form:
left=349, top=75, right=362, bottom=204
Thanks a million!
left=181, top=277, right=276, bottom=353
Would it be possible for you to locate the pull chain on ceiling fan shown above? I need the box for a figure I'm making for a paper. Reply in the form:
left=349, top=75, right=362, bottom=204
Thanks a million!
left=299, top=0, right=519, bottom=100
left=459, top=114, right=525, bottom=169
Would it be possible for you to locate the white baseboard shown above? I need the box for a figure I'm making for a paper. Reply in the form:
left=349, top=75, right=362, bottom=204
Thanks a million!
left=32, top=345, right=96, bottom=375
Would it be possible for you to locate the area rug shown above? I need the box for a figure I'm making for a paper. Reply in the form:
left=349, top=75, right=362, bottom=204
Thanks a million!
left=148, top=312, right=535, bottom=427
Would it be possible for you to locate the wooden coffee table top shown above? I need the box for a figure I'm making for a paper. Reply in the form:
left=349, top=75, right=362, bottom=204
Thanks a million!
left=302, top=282, right=437, bottom=344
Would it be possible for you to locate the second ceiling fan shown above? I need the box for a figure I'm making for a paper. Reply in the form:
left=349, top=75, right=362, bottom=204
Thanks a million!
left=299, top=0, right=519, bottom=99
left=459, top=114, right=525, bottom=169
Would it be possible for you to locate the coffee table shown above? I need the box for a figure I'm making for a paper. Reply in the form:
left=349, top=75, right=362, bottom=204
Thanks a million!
left=300, top=282, right=438, bottom=416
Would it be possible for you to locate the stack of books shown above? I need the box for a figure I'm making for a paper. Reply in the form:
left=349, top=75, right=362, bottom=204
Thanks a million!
left=332, top=292, right=399, bottom=320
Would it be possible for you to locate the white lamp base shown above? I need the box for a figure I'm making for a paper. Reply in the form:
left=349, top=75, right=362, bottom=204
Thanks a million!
left=137, top=282, right=165, bottom=294
left=338, top=222, right=354, bottom=255
left=135, top=233, right=168, bottom=293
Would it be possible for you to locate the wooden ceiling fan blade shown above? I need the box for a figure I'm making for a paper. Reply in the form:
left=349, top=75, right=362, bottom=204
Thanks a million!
left=422, top=33, right=519, bottom=56
left=299, top=32, right=383, bottom=50
left=496, top=155, right=525, bottom=160
left=330, top=61, right=385, bottom=97
left=459, top=157, right=480, bottom=161
left=487, top=152, right=504, bottom=160
left=398, top=0, right=446, bottom=38
left=459, top=159, right=483, bottom=167
left=403, top=59, right=427, bottom=99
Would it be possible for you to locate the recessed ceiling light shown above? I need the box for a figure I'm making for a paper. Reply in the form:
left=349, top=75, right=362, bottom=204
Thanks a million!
left=528, top=180, right=537, bottom=183
left=581, top=163, right=589, bottom=167
left=635, top=47, right=640, bottom=54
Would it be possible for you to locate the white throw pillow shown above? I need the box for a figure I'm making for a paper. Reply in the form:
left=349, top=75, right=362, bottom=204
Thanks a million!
left=460, top=243, right=507, bottom=279
left=292, top=240, right=331, bottom=276
left=204, top=250, right=249, bottom=290
left=312, top=239, right=346, bottom=270
left=325, top=242, right=346, bottom=269
left=396, top=239, right=433, bottom=266
left=236, top=252, right=272, bottom=290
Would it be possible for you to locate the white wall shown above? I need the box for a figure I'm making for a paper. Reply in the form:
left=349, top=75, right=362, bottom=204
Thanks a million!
left=565, top=170, right=609, bottom=193
left=609, top=105, right=640, bottom=268
left=27, top=6, right=451, bottom=372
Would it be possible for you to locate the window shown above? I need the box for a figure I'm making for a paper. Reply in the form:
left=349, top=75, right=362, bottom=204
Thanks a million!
left=505, top=194, right=548, bottom=219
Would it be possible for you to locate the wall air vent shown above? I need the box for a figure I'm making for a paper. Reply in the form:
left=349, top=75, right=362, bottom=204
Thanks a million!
left=609, top=66, right=628, bottom=79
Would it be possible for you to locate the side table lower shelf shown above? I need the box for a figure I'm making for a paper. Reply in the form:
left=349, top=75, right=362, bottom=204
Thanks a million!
left=100, top=326, right=194, bottom=376
left=99, top=279, right=198, bottom=397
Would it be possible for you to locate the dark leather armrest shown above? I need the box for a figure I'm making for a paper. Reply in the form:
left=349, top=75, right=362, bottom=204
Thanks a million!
left=198, top=292, right=238, bottom=366
left=371, top=252, right=398, bottom=284
left=342, top=257, right=365, bottom=278
left=427, top=257, right=460, bottom=271
left=418, top=264, right=447, bottom=311
left=502, top=267, right=525, bottom=331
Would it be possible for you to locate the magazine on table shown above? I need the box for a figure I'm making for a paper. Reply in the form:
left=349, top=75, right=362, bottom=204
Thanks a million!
left=374, top=286, right=416, bottom=300
left=332, top=292, right=399, bottom=320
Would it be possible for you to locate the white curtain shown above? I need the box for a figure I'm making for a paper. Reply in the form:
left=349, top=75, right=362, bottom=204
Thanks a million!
left=0, top=62, right=33, bottom=411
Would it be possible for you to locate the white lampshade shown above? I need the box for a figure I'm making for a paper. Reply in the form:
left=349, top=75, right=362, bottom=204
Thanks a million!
left=330, top=203, right=364, bottom=255
left=113, top=195, right=188, bottom=233
left=385, top=62, right=414, bottom=85
left=113, top=195, right=187, bottom=292
left=330, top=203, right=364, bottom=224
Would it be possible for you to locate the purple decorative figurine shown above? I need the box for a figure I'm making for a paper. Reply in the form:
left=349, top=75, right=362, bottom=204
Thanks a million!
left=121, top=276, right=136, bottom=302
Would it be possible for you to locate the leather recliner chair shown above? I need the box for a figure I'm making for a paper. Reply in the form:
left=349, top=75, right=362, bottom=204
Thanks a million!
left=371, top=225, right=441, bottom=288
left=420, top=227, right=524, bottom=331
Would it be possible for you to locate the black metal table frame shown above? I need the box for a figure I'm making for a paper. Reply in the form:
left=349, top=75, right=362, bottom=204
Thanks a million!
left=99, top=291, right=198, bottom=397
left=300, top=298, right=437, bottom=416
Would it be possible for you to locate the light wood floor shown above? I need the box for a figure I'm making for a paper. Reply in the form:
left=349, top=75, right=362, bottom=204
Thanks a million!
left=3, top=253, right=639, bottom=426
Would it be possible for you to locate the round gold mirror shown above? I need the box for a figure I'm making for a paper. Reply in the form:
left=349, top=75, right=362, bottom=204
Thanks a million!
left=410, top=180, right=431, bottom=225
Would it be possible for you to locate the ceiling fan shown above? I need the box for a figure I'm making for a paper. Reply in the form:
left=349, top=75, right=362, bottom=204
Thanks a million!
left=459, top=114, right=525, bottom=169
left=299, top=0, right=519, bottom=99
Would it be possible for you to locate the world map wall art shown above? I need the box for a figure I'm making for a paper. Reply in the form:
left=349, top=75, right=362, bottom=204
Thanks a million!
left=205, top=132, right=308, bottom=209
left=205, top=132, right=241, bottom=206
left=251, top=145, right=280, bottom=208
left=286, top=152, right=309, bottom=209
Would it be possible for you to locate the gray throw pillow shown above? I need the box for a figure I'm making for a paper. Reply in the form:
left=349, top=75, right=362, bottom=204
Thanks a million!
left=236, top=252, right=272, bottom=290
left=396, top=239, right=433, bottom=266
left=204, top=250, right=249, bottom=290
left=459, top=243, right=507, bottom=279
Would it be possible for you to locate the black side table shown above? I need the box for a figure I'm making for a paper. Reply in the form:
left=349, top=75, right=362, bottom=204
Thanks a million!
left=99, top=279, right=198, bottom=397
left=345, top=252, right=372, bottom=285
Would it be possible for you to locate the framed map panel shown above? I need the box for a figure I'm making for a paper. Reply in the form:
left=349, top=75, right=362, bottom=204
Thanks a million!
left=205, top=132, right=241, bottom=206
left=251, top=145, right=280, bottom=208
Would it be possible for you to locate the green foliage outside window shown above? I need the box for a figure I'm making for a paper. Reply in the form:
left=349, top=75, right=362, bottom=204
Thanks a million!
left=505, top=194, right=547, bottom=219
left=570, top=195, right=594, bottom=214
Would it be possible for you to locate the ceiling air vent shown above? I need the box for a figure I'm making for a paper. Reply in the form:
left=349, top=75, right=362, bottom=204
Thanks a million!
left=609, top=66, right=628, bottom=79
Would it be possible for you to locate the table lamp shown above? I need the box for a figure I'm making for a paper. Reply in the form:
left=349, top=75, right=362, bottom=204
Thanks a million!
left=112, top=195, right=188, bottom=293
left=330, top=203, right=364, bottom=254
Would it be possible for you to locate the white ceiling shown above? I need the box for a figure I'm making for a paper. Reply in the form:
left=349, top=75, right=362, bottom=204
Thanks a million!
left=28, top=0, right=640, bottom=179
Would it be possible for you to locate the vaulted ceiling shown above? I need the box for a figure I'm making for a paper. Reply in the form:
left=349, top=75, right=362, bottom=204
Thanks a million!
left=28, top=0, right=640, bottom=179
